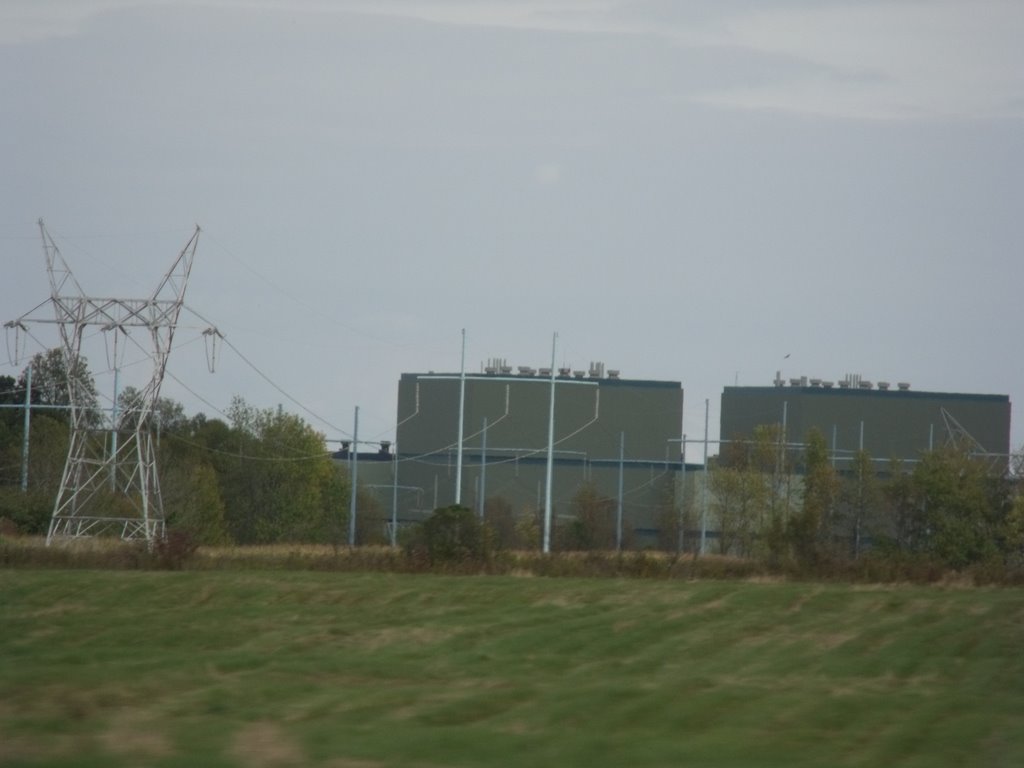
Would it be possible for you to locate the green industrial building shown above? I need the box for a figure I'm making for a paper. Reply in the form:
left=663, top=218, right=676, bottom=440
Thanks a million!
left=341, top=370, right=1011, bottom=548
left=351, top=363, right=684, bottom=545
left=720, top=375, right=1011, bottom=470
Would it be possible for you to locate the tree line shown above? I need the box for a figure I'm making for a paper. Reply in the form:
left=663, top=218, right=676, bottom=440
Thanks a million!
left=708, top=424, right=1024, bottom=571
left=2, top=351, right=1022, bottom=575
left=0, top=351, right=369, bottom=546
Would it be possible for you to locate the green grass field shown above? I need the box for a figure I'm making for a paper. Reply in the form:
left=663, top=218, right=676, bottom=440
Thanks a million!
left=1, top=569, right=1022, bottom=767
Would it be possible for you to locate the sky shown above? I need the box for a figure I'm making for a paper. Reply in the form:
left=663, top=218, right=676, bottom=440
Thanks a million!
left=1, top=0, right=1022, bottom=457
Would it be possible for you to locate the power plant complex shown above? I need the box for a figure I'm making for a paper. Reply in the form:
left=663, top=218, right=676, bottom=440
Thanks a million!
left=343, top=364, right=1012, bottom=545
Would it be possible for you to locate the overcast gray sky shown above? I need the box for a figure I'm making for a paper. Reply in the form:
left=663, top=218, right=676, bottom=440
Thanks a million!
left=2, top=0, right=1022, bottom=456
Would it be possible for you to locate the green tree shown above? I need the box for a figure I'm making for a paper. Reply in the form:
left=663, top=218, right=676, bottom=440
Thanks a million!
left=790, top=428, right=840, bottom=566
left=560, top=482, right=618, bottom=551
left=879, top=459, right=921, bottom=552
left=0, top=375, right=19, bottom=404
left=1004, top=489, right=1024, bottom=568
left=407, top=505, right=490, bottom=565
left=656, top=471, right=693, bottom=554
left=211, top=397, right=344, bottom=544
left=514, top=506, right=542, bottom=551
left=161, top=459, right=230, bottom=545
left=718, top=425, right=792, bottom=561
left=710, top=436, right=773, bottom=557
left=0, top=375, right=24, bottom=487
left=150, top=410, right=229, bottom=545
left=483, top=495, right=518, bottom=550
left=910, top=446, right=1010, bottom=568
left=117, top=386, right=188, bottom=433
left=835, top=449, right=882, bottom=559
left=352, top=485, right=387, bottom=546
left=19, top=349, right=100, bottom=424
left=0, top=410, right=70, bottom=533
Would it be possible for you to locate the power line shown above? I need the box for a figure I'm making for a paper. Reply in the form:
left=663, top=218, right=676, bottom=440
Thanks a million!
left=219, top=335, right=349, bottom=437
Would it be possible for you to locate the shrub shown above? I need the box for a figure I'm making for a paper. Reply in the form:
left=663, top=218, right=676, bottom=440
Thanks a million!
left=149, top=529, right=199, bottom=570
left=405, top=505, right=491, bottom=568
left=0, top=489, right=52, bottom=535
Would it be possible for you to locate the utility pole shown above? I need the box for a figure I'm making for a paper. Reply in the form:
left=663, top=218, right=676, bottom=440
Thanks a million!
left=479, top=416, right=488, bottom=520
left=455, top=329, right=466, bottom=506
left=348, top=406, right=359, bottom=547
left=678, top=433, right=686, bottom=554
left=616, top=431, right=624, bottom=552
left=543, top=332, right=557, bottom=554
left=700, top=398, right=709, bottom=555
left=20, top=365, right=31, bottom=492
left=390, top=447, right=399, bottom=547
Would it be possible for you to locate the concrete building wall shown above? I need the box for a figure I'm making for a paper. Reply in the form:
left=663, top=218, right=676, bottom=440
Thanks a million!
left=383, top=371, right=684, bottom=542
left=720, top=385, right=1011, bottom=468
left=397, top=373, right=682, bottom=462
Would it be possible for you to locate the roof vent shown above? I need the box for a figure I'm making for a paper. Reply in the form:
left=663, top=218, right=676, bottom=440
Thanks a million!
left=789, top=378, right=802, bottom=387
left=822, top=381, right=834, bottom=388
left=573, top=370, right=586, bottom=379
left=898, top=382, right=911, bottom=391
left=607, top=369, right=620, bottom=379
left=558, top=367, right=571, bottom=377
left=810, top=378, right=822, bottom=387
left=500, top=365, right=513, bottom=375
left=484, top=366, right=497, bottom=375
left=538, top=367, right=552, bottom=377
left=877, top=381, right=890, bottom=390
left=859, top=381, right=873, bottom=389
left=518, top=366, right=535, bottom=376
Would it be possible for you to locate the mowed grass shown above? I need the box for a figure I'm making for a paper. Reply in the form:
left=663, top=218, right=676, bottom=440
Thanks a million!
left=1, top=570, right=1022, bottom=767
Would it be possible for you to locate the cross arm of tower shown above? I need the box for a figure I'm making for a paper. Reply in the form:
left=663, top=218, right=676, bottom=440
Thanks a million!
left=21, top=297, right=186, bottom=329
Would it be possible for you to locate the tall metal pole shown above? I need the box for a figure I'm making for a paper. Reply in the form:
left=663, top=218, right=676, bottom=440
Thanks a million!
left=857, top=420, right=865, bottom=558
left=20, top=365, right=31, bottom=492
left=700, top=398, right=709, bottom=554
left=348, top=406, right=359, bottom=547
left=455, top=329, right=466, bottom=505
left=678, top=433, right=686, bottom=554
left=543, top=332, right=557, bottom=554
left=479, top=416, right=488, bottom=519
left=616, top=431, right=624, bottom=553
left=390, top=447, right=399, bottom=547
left=780, top=400, right=789, bottom=514
left=781, top=401, right=788, bottom=468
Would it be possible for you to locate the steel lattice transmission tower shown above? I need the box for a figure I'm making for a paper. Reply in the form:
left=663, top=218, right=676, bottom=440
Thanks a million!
left=10, top=219, right=200, bottom=545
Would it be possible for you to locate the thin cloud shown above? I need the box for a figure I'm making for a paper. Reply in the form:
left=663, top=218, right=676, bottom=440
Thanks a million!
left=700, top=1, right=1024, bottom=120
